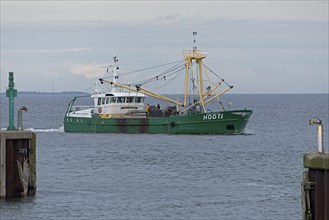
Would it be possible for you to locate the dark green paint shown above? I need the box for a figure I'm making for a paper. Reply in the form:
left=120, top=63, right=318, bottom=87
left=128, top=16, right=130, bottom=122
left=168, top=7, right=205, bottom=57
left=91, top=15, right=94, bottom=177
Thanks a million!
left=64, top=110, right=252, bottom=134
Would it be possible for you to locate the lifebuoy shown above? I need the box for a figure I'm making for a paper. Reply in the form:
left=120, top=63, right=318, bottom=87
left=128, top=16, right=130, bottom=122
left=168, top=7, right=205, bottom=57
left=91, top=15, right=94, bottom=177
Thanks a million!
left=170, top=122, right=175, bottom=127
left=98, top=108, right=102, bottom=113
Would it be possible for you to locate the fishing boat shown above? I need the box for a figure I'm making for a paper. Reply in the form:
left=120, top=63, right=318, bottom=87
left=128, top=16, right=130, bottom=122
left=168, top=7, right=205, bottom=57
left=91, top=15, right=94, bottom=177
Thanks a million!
left=64, top=40, right=252, bottom=134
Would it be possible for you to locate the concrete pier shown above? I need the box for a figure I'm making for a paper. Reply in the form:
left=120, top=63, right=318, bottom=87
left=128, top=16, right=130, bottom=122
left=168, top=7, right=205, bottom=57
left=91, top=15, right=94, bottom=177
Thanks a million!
left=302, top=118, right=329, bottom=220
left=302, top=154, right=329, bottom=220
left=0, top=131, right=36, bottom=198
left=0, top=72, right=37, bottom=198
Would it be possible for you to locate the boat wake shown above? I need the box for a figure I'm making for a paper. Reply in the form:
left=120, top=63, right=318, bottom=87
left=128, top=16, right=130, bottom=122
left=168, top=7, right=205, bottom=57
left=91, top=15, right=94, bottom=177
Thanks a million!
left=241, top=128, right=254, bottom=135
left=25, top=126, right=65, bottom=133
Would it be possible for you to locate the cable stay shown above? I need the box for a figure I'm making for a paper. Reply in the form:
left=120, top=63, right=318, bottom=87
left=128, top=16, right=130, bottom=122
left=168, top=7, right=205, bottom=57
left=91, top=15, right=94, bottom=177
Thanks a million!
left=202, top=64, right=232, bottom=88
left=102, top=59, right=185, bottom=80
left=138, top=61, right=186, bottom=86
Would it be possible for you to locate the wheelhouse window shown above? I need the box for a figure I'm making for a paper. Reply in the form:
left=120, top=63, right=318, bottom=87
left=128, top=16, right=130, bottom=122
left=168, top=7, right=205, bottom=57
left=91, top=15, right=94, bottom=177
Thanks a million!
left=110, top=97, right=117, bottom=103
left=106, top=98, right=109, bottom=104
left=97, top=98, right=101, bottom=106
left=126, top=97, right=134, bottom=103
left=117, top=97, right=125, bottom=103
left=102, top=98, right=106, bottom=105
left=135, top=97, right=144, bottom=103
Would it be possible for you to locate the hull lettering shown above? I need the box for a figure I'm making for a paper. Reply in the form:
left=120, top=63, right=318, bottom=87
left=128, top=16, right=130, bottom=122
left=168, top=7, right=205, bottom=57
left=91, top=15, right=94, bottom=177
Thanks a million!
left=203, top=113, right=223, bottom=120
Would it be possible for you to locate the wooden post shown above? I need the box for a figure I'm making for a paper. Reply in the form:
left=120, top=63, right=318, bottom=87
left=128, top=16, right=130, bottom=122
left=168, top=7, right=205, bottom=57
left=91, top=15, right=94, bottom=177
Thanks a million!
left=0, top=131, right=36, bottom=198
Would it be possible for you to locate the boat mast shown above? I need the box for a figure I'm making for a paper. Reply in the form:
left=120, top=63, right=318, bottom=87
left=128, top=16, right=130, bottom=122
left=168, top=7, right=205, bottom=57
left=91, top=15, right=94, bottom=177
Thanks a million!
left=183, top=32, right=207, bottom=112
left=184, top=32, right=196, bottom=107
left=184, top=55, right=191, bottom=107
left=111, top=54, right=119, bottom=92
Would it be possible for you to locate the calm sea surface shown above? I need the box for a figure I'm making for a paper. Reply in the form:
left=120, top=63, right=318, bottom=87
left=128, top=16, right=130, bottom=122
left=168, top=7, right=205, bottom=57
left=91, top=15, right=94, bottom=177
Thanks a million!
left=0, top=94, right=328, bottom=220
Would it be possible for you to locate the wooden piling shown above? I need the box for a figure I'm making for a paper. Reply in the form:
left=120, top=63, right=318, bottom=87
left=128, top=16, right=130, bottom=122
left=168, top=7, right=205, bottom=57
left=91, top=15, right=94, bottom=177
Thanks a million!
left=302, top=153, right=329, bottom=220
left=0, top=131, right=36, bottom=198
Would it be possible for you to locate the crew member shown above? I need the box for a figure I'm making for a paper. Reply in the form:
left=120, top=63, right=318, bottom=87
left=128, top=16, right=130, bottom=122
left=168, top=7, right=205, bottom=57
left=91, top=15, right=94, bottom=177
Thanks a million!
left=145, top=104, right=150, bottom=116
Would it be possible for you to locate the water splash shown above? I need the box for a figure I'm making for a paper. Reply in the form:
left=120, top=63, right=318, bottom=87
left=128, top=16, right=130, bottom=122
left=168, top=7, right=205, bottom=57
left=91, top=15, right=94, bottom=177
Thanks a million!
left=25, top=126, right=64, bottom=133
left=242, top=128, right=254, bottom=135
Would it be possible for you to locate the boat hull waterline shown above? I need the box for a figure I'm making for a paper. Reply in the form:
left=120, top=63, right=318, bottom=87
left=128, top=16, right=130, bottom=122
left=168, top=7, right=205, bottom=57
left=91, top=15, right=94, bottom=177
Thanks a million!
left=64, top=110, right=252, bottom=134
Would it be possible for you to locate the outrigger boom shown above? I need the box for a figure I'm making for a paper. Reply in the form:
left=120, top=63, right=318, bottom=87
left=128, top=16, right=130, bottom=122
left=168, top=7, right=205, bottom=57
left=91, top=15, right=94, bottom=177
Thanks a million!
left=99, top=78, right=185, bottom=107
left=99, top=77, right=233, bottom=114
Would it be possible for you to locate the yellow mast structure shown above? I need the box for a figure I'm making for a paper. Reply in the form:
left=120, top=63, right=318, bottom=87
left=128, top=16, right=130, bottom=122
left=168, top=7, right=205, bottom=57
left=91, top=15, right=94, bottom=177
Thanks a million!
left=182, top=49, right=207, bottom=112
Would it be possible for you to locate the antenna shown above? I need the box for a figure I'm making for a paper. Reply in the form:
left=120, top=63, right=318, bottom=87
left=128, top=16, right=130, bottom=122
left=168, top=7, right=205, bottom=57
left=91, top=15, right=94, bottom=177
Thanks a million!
left=111, top=53, right=119, bottom=92
left=193, top=31, right=197, bottom=50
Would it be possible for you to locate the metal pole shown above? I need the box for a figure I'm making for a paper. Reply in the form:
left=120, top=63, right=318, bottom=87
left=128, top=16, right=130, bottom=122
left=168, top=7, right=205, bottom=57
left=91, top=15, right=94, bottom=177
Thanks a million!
left=6, top=72, right=17, bottom=131
left=309, top=117, right=324, bottom=153
left=17, top=110, right=22, bottom=130
left=317, top=123, right=323, bottom=153
left=17, top=107, right=28, bottom=131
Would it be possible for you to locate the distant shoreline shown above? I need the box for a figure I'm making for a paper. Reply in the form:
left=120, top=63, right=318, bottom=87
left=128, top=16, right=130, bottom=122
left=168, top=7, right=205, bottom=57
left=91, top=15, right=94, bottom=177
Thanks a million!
left=0, top=91, right=89, bottom=96
left=0, top=91, right=328, bottom=96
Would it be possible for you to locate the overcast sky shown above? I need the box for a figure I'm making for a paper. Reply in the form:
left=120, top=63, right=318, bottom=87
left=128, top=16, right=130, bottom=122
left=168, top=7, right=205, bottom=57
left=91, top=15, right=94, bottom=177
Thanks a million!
left=1, top=1, right=328, bottom=94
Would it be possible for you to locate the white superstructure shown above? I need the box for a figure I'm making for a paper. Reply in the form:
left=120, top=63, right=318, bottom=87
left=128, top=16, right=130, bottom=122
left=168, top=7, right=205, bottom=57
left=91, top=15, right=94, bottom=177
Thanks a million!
left=67, top=55, right=147, bottom=118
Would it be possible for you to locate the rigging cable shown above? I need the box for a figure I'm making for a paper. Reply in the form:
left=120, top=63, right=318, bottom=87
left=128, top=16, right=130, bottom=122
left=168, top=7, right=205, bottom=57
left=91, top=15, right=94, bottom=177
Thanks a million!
left=138, top=60, right=186, bottom=86
left=203, top=64, right=232, bottom=87
left=102, top=59, right=185, bottom=79
left=144, top=65, right=186, bottom=90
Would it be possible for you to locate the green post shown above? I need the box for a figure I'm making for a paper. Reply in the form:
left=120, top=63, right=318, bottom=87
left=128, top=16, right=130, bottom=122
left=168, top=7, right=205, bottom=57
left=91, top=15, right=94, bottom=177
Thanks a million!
left=6, top=72, right=17, bottom=131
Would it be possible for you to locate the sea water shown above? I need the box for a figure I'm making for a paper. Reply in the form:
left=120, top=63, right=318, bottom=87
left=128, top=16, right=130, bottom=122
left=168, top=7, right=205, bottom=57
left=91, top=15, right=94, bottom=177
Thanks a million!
left=0, top=94, right=328, bottom=220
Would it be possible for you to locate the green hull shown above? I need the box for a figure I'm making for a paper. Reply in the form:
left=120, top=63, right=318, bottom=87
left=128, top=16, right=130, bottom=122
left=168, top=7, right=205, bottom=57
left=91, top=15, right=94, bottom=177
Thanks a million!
left=64, top=110, right=252, bottom=134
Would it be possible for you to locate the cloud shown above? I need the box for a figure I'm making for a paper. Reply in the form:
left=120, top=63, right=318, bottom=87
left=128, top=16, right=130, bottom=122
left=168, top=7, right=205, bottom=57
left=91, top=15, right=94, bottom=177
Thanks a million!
left=2, top=1, right=327, bottom=24
left=3, top=48, right=94, bottom=53
left=70, top=63, right=108, bottom=79
left=150, top=13, right=208, bottom=25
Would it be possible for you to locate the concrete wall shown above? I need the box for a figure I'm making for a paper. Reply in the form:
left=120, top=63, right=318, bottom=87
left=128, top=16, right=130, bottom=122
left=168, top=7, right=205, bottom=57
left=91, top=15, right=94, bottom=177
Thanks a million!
left=0, top=131, right=36, bottom=198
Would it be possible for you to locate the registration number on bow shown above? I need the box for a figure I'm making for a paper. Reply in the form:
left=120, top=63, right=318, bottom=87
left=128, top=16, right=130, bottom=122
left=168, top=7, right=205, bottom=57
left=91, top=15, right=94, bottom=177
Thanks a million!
left=203, top=113, right=224, bottom=120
